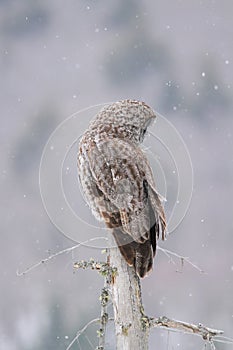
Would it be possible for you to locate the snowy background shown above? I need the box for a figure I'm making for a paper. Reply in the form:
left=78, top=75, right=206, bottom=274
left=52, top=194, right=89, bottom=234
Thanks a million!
left=1, top=1, right=233, bottom=349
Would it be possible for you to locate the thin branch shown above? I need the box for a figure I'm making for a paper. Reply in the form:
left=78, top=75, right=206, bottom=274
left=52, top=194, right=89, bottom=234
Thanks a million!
left=97, top=251, right=111, bottom=350
left=201, top=343, right=207, bottom=350
left=73, top=258, right=231, bottom=349
left=74, top=256, right=116, bottom=349
left=65, top=314, right=232, bottom=350
left=19, top=237, right=232, bottom=349
left=97, top=286, right=109, bottom=350
left=157, top=246, right=205, bottom=273
left=66, top=318, right=99, bottom=350
left=73, top=258, right=117, bottom=279
left=17, top=240, right=203, bottom=276
left=84, top=334, right=95, bottom=349
left=150, top=316, right=223, bottom=341
left=213, top=335, right=233, bottom=345
left=16, top=237, right=108, bottom=276
left=210, top=341, right=216, bottom=350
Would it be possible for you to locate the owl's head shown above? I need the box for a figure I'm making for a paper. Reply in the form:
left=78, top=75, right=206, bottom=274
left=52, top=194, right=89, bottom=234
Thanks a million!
left=92, top=99, right=156, bottom=144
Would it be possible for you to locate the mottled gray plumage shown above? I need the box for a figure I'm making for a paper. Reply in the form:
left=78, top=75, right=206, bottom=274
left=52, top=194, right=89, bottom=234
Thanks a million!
left=78, top=100, right=166, bottom=277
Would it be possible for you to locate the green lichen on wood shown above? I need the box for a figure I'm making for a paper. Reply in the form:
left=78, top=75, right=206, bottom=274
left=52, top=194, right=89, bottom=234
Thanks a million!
left=99, top=287, right=110, bottom=307
left=74, top=259, right=117, bottom=281
left=121, top=323, right=132, bottom=336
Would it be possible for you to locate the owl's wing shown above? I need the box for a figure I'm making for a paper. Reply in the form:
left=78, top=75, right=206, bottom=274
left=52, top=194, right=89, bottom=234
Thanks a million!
left=87, top=138, right=165, bottom=243
left=77, top=155, right=102, bottom=221
left=78, top=138, right=114, bottom=222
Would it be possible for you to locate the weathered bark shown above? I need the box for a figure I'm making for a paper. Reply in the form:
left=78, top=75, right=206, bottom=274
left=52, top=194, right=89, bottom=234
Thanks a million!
left=109, top=242, right=149, bottom=350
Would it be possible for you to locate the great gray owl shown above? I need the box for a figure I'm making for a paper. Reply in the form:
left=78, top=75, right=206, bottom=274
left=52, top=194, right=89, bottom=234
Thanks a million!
left=78, top=100, right=166, bottom=278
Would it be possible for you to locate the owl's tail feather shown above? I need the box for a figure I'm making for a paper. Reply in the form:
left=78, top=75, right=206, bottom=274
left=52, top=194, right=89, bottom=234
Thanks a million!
left=112, top=228, right=154, bottom=278
left=134, top=239, right=154, bottom=278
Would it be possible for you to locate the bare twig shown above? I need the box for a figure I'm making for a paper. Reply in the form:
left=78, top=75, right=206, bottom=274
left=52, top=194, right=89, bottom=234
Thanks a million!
left=97, top=250, right=112, bottom=350
left=74, top=256, right=231, bottom=350
left=157, top=246, right=205, bottom=273
left=74, top=255, right=116, bottom=350
left=213, top=335, right=233, bottom=345
left=66, top=318, right=99, bottom=350
left=150, top=316, right=223, bottom=341
left=73, top=258, right=117, bottom=279
left=65, top=314, right=231, bottom=350
left=97, top=287, right=110, bottom=349
left=16, top=237, right=108, bottom=276
left=19, top=236, right=232, bottom=350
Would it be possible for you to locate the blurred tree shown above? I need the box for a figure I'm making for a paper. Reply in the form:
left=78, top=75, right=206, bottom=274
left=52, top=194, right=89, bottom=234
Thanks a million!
left=105, top=33, right=170, bottom=85
left=107, top=0, right=139, bottom=27
left=0, top=0, right=50, bottom=38
left=159, top=79, right=182, bottom=113
left=192, top=59, right=231, bottom=120
left=104, top=1, right=171, bottom=86
left=13, top=106, right=58, bottom=183
left=32, top=300, right=99, bottom=350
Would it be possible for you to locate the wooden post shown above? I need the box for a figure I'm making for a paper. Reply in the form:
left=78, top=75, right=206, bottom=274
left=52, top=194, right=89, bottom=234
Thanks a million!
left=109, top=242, right=149, bottom=350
